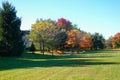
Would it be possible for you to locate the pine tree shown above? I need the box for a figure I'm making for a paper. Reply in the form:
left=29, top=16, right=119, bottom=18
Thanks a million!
left=29, top=42, right=36, bottom=54
left=0, top=1, right=24, bottom=56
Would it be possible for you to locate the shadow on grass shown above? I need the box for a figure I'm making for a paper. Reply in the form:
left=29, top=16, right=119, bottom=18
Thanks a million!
left=87, top=49, right=120, bottom=54
left=0, top=53, right=119, bottom=71
left=21, top=52, right=115, bottom=60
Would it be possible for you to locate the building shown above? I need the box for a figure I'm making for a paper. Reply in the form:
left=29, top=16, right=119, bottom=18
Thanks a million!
left=22, top=30, right=30, bottom=48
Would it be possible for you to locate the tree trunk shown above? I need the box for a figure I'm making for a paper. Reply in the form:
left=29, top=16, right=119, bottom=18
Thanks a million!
left=77, top=47, right=81, bottom=54
left=40, top=42, right=41, bottom=52
left=42, top=41, right=44, bottom=55
left=39, top=39, right=42, bottom=53
left=52, top=48, right=54, bottom=56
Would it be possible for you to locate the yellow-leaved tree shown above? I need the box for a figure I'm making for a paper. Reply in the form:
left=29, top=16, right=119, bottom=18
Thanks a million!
left=29, top=19, right=59, bottom=55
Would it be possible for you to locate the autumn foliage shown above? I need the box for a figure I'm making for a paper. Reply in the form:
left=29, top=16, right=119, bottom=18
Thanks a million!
left=29, top=18, right=106, bottom=54
left=57, top=18, right=93, bottom=50
left=57, top=18, right=72, bottom=31
left=66, top=29, right=92, bottom=49
left=112, top=32, right=120, bottom=48
left=79, top=34, right=92, bottom=48
left=66, top=30, right=80, bottom=47
left=57, top=18, right=67, bottom=26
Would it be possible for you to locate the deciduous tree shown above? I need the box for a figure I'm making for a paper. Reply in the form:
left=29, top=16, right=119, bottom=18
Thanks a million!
left=79, top=34, right=92, bottom=49
left=29, top=19, right=59, bottom=55
left=112, top=32, right=120, bottom=48
left=105, top=36, right=113, bottom=49
left=66, top=29, right=81, bottom=47
left=57, top=18, right=72, bottom=31
left=54, top=32, right=67, bottom=52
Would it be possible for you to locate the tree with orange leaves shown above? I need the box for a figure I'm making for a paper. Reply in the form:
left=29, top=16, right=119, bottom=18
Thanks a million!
left=79, top=34, right=92, bottom=49
left=112, top=32, right=120, bottom=48
left=66, top=29, right=81, bottom=47
left=66, top=29, right=92, bottom=52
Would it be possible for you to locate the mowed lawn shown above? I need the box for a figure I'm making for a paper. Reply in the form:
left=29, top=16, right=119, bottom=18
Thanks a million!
left=0, top=50, right=120, bottom=80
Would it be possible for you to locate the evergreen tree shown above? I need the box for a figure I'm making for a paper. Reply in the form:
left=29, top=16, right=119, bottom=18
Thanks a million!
left=91, top=33, right=105, bottom=50
left=29, top=42, right=36, bottom=54
left=0, top=1, right=24, bottom=56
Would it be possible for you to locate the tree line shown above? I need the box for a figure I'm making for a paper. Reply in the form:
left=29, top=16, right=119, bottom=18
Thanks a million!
left=0, top=1, right=120, bottom=57
left=28, top=18, right=107, bottom=55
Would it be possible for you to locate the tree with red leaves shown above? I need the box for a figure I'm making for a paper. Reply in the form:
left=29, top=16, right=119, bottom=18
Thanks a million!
left=57, top=18, right=72, bottom=31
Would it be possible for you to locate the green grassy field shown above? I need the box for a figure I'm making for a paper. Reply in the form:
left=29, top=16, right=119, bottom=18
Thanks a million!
left=0, top=49, right=120, bottom=80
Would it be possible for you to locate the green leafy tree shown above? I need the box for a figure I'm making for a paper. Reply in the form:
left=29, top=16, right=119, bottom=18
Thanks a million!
left=72, top=24, right=80, bottom=31
left=105, top=36, right=113, bottom=49
left=91, top=33, right=105, bottom=50
left=54, top=32, right=67, bottom=52
left=0, top=1, right=24, bottom=56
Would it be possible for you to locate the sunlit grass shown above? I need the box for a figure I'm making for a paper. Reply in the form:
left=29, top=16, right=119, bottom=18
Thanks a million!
left=0, top=49, right=120, bottom=80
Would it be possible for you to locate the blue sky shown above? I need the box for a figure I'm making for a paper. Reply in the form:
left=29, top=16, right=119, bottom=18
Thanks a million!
left=0, top=0, right=120, bottom=39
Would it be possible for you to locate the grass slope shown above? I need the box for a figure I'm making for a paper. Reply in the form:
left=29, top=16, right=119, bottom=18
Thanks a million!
left=0, top=49, right=120, bottom=80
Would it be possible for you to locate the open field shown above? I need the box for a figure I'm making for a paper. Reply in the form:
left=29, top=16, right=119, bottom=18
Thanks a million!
left=0, top=49, right=120, bottom=80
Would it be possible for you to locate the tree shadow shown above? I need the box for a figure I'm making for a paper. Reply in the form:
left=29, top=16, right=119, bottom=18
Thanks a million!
left=0, top=56, right=119, bottom=71
left=21, top=52, right=114, bottom=60
left=87, top=49, right=120, bottom=54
